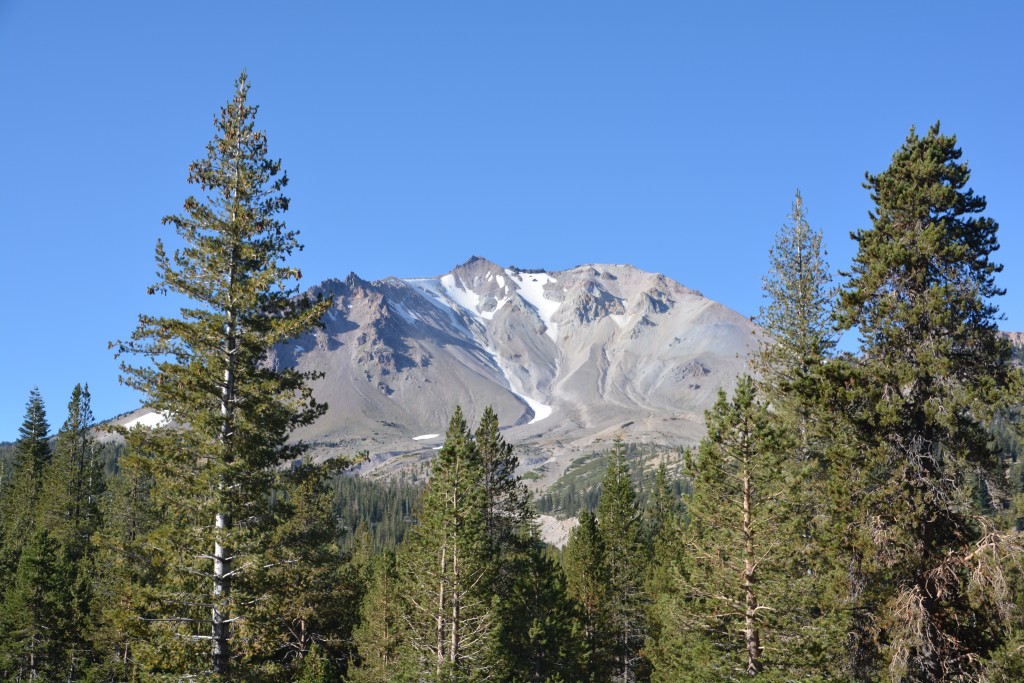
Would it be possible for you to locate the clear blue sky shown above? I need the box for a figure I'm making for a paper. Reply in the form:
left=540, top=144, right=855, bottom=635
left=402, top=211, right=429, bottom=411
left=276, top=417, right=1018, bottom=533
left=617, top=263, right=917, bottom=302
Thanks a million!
left=2, top=1, right=1022, bottom=441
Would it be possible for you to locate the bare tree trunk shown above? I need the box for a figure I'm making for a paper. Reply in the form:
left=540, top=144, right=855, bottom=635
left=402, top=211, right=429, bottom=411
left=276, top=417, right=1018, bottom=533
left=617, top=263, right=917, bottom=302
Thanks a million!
left=451, top=537, right=460, bottom=665
left=213, top=261, right=237, bottom=676
left=742, top=471, right=762, bottom=675
left=437, top=544, right=447, bottom=676
left=213, top=509, right=230, bottom=675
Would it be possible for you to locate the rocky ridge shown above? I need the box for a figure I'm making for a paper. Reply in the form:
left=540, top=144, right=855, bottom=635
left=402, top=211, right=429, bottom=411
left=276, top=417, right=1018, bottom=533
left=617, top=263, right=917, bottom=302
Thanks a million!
left=111, top=257, right=759, bottom=487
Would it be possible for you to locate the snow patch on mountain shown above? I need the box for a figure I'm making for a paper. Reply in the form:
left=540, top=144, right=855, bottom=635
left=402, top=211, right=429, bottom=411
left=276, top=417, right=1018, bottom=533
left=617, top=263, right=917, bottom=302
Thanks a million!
left=440, top=274, right=483, bottom=318
left=522, top=396, right=552, bottom=424
left=509, top=270, right=560, bottom=340
left=123, top=410, right=168, bottom=430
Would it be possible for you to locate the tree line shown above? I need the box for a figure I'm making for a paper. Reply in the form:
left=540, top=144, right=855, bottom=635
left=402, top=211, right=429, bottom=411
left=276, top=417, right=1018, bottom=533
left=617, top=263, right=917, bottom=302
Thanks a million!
left=1, top=73, right=1022, bottom=682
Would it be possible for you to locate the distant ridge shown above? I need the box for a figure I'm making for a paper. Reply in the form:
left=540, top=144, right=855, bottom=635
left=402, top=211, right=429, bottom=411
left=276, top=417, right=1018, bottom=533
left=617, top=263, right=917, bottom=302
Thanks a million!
left=114, top=257, right=759, bottom=486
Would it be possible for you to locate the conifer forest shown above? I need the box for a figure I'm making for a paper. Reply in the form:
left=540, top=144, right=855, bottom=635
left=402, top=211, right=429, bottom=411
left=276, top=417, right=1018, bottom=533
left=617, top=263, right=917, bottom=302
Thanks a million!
left=3, top=74, right=1024, bottom=682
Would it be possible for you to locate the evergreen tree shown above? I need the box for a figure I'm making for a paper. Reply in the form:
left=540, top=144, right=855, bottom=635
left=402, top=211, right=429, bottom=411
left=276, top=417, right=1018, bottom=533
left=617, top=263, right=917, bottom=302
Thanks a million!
left=399, top=407, right=500, bottom=681
left=247, top=461, right=356, bottom=677
left=0, top=388, right=51, bottom=581
left=755, top=192, right=852, bottom=677
left=112, top=72, right=331, bottom=678
left=644, top=462, right=679, bottom=552
left=756, top=190, right=836, bottom=391
left=38, top=383, right=104, bottom=559
left=595, top=440, right=649, bottom=682
left=294, top=643, right=335, bottom=683
left=563, top=510, right=611, bottom=682
left=833, top=123, right=1022, bottom=681
left=474, top=406, right=579, bottom=681
left=15, top=387, right=51, bottom=473
left=349, top=519, right=375, bottom=590
left=0, top=529, right=75, bottom=681
left=350, top=551, right=412, bottom=683
left=475, top=405, right=531, bottom=548
left=499, top=542, right=585, bottom=683
left=649, top=378, right=802, bottom=680
left=88, top=457, right=159, bottom=682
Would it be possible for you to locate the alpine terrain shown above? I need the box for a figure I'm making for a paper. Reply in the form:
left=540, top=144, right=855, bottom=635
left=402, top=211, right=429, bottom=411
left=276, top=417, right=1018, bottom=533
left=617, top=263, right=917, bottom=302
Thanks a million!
left=113, top=256, right=757, bottom=485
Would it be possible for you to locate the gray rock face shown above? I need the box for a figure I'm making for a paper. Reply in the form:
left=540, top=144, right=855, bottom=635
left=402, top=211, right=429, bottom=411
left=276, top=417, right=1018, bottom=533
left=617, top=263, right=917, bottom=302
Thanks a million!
left=113, top=257, right=758, bottom=484
left=275, top=257, right=758, bottom=483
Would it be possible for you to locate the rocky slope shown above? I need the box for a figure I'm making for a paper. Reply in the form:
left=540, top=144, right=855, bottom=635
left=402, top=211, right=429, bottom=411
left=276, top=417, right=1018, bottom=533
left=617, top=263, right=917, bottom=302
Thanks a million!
left=113, top=257, right=759, bottom=485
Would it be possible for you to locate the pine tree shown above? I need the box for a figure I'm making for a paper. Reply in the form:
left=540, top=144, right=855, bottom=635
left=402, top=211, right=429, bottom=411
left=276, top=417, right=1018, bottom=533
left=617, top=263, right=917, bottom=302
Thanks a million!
left=474, top=406, right=578, bottom=681
left=350, top=551, right=412, bottom=683
left=756, top=190, right=836, bottom=392
left=112, top=72, right=331, bottom=677
left=15, top=387, right=51, bottom=473
left=755, top=192, right=852, bottom=677
left=294, top=643, right=335, bottom=683
left=399, top=407, right=499, bottom=681
left=0, top=529, right=75, bottom=681
left=500, top=542, right=585, bottom=683
left=37, top=383, right=104, bottom=559
left=649, top=377, right=800, bottom=680
left=563, top=510, right=611, bottom=682
left=27, top=384, right=106, bottom=679
left=644, top=462, right=679, bottom=551
left=834, top=123, right=1022, bottom=681
left=246, top=461, right=356, bottom=677
left=0, top=388, right=51, bottom=581
left=88, top=458, right=159, bottom=682
left=475, top=405, right=531, bottom=548
left=595, top=440, right=649, bottom=682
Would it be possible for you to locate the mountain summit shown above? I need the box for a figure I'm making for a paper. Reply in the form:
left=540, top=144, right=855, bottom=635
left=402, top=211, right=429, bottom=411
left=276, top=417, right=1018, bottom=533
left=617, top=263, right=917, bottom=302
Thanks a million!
left=285, top=257, right=756, bottom=480
left=113, top=257, right=758, bottom=483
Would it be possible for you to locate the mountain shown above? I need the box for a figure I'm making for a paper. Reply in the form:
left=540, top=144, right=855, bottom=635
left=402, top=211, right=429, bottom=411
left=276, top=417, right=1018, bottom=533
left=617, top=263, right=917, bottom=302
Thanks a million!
left=111, top=257, right=758, bottom=486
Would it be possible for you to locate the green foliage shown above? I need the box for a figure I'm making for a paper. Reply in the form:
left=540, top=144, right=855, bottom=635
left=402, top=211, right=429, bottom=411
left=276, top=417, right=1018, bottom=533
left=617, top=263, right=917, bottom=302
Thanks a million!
left=350, top=551, right=411, bottom=683
left=0, top=529, right=76, bottom=681
left=534, top=443, right=687, bottom=519
left=111, top=72, right=333, bottom=678
left=649, top=378, right=792, bottom=680
left=595, top=439, right=650, bottom=682
left=497, top=542, right=585, bottom=683
left=756, top=190, right=836, bottom=389
left=88, top=455, right=160, bottom=682
left=246, top=461, right=357, bottom=676
left=38, top=384, right=105, bottom=559
left=398, top=407, right=500, bottom=681
left=332, top=469, right=422, bottom=551
left=834, top=123, right=1022, bottom=681
left=0, top=388, right=51, bottom=581
left=562, top=510, right=611, bottom=682
left=295, top=643, right=335, bottom=683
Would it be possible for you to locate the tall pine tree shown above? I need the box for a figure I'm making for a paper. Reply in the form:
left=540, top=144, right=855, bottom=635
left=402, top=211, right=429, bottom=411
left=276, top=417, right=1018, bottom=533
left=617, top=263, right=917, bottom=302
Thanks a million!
left=399, top=407, right=500, bottom=681
left=0, top=388, right=51, bottom=582
left=756, top=190, right=836, bottom=390
left=755, top=191, right=851, bottom=677
left=350, top=551, right=412, bottom=683
left=0, top=529, right=75, bottom=681
left=563, top=510, right=612, bottom=682
left=835, top=123, right=1021, bottom=681
left=649, top=378, right=802, bottom=680
left=38, top=384, right=105, bottom=558
left=595, top=440, right=649, bottom=683
left=113, top=72, right=331, bottom=678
